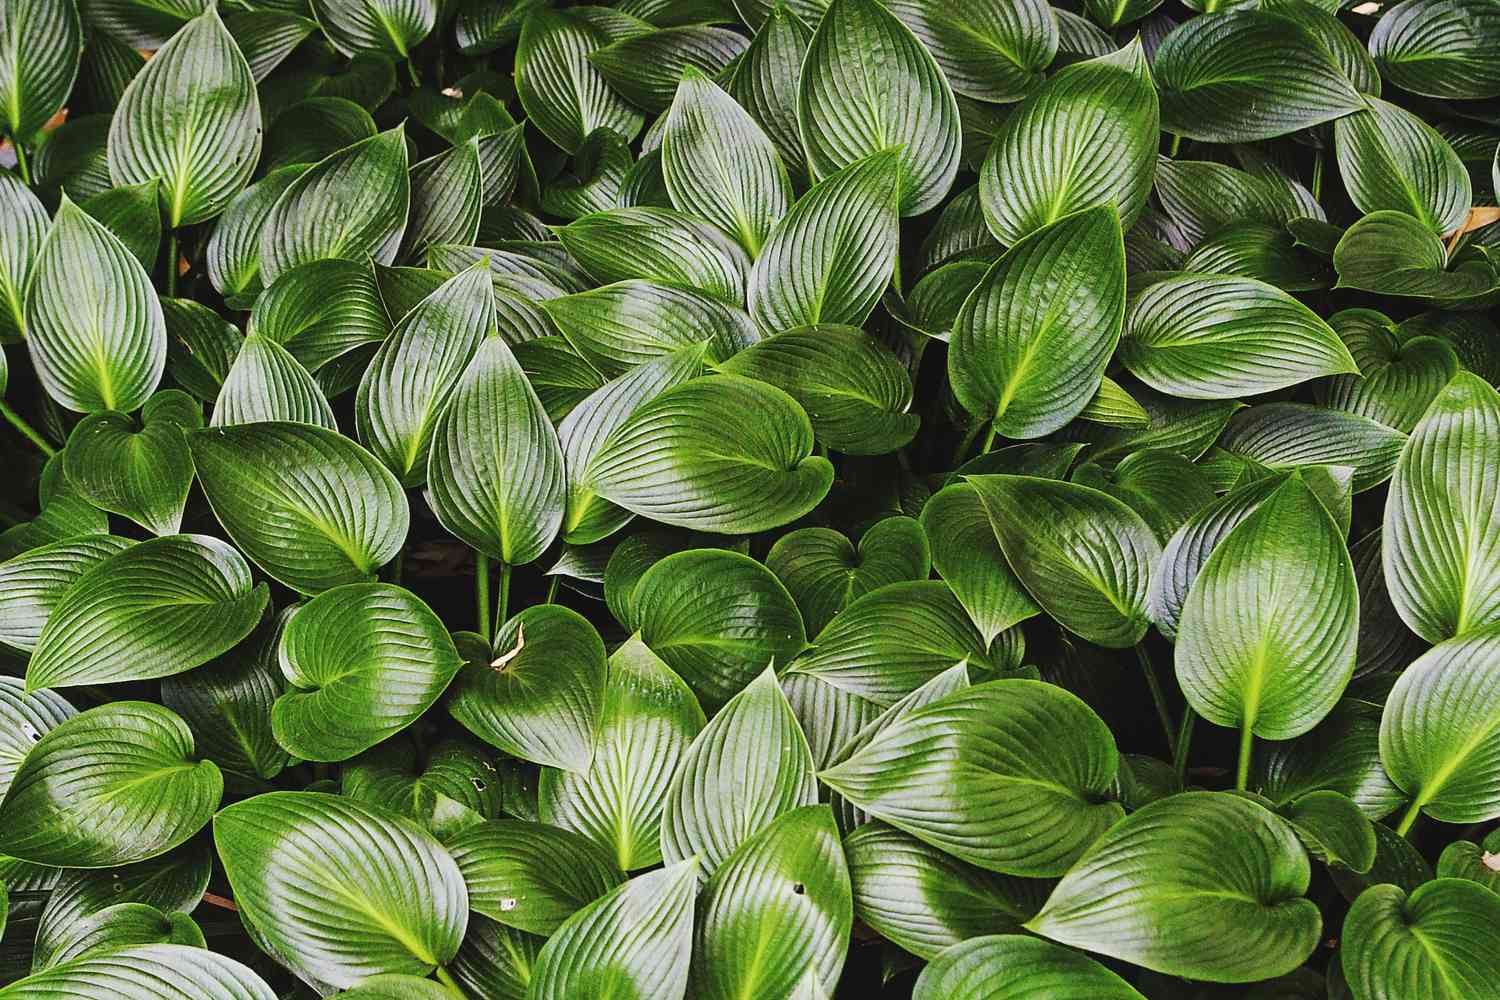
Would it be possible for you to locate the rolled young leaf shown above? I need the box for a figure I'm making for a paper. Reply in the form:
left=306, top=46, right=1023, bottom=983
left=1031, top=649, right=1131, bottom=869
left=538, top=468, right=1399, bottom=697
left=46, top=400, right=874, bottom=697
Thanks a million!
left=1341, top=878, right=1500, bottom=1000
left=107, top=6, right=262, bottom=227
left=1026, top=791, right=1322, bottom=983
left=272, top=583, right=464, bottom=762
left=25, top=534, right=268, bottom=692
left=820, top=679, right=1121, bottom=877
left=0, top=701, right=222, bottom=868
left=214, top=791, right=468, bottom=989
left=912, top=935, right=1147, bottom=1000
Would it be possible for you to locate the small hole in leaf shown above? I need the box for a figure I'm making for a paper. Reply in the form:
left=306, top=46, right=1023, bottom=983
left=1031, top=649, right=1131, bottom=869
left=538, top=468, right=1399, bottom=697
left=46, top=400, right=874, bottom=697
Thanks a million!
left=471, top=777, right=486, bottom=791
left=792, top=882, right=806, bottom=895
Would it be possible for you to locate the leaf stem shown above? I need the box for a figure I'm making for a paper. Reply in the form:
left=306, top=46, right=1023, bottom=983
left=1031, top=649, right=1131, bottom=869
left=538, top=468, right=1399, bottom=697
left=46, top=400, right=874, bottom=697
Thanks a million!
left=980, top=420, right=998, bottom=454
left=1395, top=798, right=1423, bottom=838
left=165, top=229, right=179, bottom=297
left=475, top=552, right=491, bottom=639
left=1173, top=709, right=1195, bottom=783
left=1236, top=724, right=1254, bottom=792
left=950, top=418, right=986, bottom=466
left=0, top=399, right=57, bottom=457
left=1134, top=643, right=1177, bottom=755
left=545, top=575, right=560, bottom=604
left=383, top=549, right=404, bottom=585
left=1311, top=150, right=1324, bottom=202
left=434, top=965, right=468, bottom=998
left=1168, top=133, right=1182, bottom=158
left=12, top=140, right=32, bottom=185
left=497, top=561, right=511, bottom=636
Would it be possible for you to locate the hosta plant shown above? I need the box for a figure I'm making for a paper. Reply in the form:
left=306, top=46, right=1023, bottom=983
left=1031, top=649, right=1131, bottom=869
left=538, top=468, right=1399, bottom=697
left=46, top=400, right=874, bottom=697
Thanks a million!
left=1, top=0, right=1499, bottom=997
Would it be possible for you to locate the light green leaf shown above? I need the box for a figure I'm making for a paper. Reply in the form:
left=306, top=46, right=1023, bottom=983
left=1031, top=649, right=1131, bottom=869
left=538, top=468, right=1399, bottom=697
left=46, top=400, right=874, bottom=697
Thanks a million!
left=0, top=945, right=275, bottom=1000
left=541, top=281, right=750, bottom=380
left=799, top=0, right=960, bottom=216
left=0, top=0, right=81, bottom=144
left=979, top=41, right=1157, bottom=245
left=188, top=422, right=410, bottom=594
left=691, top=806, right=851, bottom=999
left=661, top=668, right=817, bottom=878
left=107, top=7, right=261, bottom=227
left=634, top=549, right=806, bottom=707
left=0, top=701, right=221, bottom=868
left=400, top=140, right=483, bottom=264
left=0, top=172, right=47, bottom=339
left=25, top=534, right=267, bottom=692
left=1218, top=403, right=1408, bottom=493
left=258, top=125, right=410, bottom=287
left=1436, top=836, right=1500, bottom=894
left=449, top=605, right=606, bottom=772
left=447, top=818, right=624, bottom=935
left=557, top=206, right=749, bottom=304
left=767, top=517, right=931, bottom=638
left=1154, top=9, right=1364, bottom=142
left=36, top=902, right=203, bottom=969
left=1334, top=97, right=1471, bottom=236
left=884, top=0, right=1056, bottom=103
left=205, top=165, right=306, bottom=308
left=214, top=791, right=468, bottom=989
left=967, top=474, right=1159, bottom=647
left=24, top=196, right=165, bottom=414
left=516, top=8, right=644, bottom=154
left=747, top=150, right=900, bottom=333
left=273, top=583, right=463, bottom=762
left=1027, top=791, right=1322, bottom=983
left=539, top=634, right=706, bottom=870
left=311, top=0, right=436, bottom=60
left=1382, top=373, right=1500, bottom=642
left=1368, top=0, right=1500, bottom=100
left=950, top=207, right=1124, bottom=438
left=527, top=860, right=697, bottom=1000
left=332, top=975, right=456, bottom=1000
left=0, top=537, right=132, bottom=653
left=1342, top=879, right=1500, bottom=1000
left=913, top=934, right=1147, bottom=1000
left=921, top=483, right=1040, bottom=644
left=211, top=334, right=337, bottom=430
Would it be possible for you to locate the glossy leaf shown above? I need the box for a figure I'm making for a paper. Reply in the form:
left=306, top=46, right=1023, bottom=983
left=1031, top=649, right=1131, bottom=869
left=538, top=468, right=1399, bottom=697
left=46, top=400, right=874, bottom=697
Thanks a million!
left=311, top=0, right=436, bottom=60
left=446, top=819, right=624, bottom=935
left=0, top=945, right=275, bottom=1000
left=1368, top=0, right=1500, bottom=100
left=0, top=0, right=81, bottom=144
left=767, top=518, right=930, bottom=638
left=1342, top=879, right=1500, bottom=1000
left=557, top=207, right=750, bottom=305
left=516, top=8, right=644, bottom=154
left=912, top=935, right=1147, bottom=1000
left=1334, top=97, right=1471, bottom=236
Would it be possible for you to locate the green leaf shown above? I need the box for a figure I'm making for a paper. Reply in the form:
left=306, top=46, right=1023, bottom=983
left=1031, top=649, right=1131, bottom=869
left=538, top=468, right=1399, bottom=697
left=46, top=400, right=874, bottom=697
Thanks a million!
left=0, top=172, right=47, bottom=339
left=921, top=483, right=1040, bottom=644
left=1333, top=210, right=1498, bottom=300
left=586, top=374, right=834, bottom=535
left=214, top=791, right=468, bottom=989
left=799, top=0, right=959, bottom=216
left=1334, top=97, right=1471, bottom=236
left=661, top=667, right=817, bottom=877
left=448, top=915, right=540, bottom=1000
left=724, top=2, right=813, bottom=182
left=107, top=7, right=261, bottom=227
left=357, top=264, right=493, bottom=486
left=311, top=0, right=436, bottom=60
left=211, top=333, right=337, bottom=430
left=0, top=537, right=132, bottom=654
left=979, top=41, right=1157, bottom=245
left=516, top=8, right=644, bottom=154
left=1382, top=373, right=1500, bottom=642
left=1381, top=627, right=1500, bottom=827
left=662, top=67, right=790, bottom=255
left=1318, top=309, right=1461, bottom=433
left=401, top=140, right=483, bottom=264
left=691, top=806, right=851, bottom=999
left=1072, top=448, right=1217, bottom=543
left=205, top=165, right=306, bottom=308
left=1368, top=0, right=1500, bottom=100
left=950, top=207, right=1125, bottom=437
left=81, top=181, right=162, bottom=271
left=224, top=7, right=318, bottom=83
left=1280, top=790, right=1376, bottom=873
left=163, top=297, right=243, bottom=401
left=189, top=422, right=409, bottom=594
left=527, top=860, right=697, bottom=1000
left=262, top=96, right=378, bottom=174
left=0, top=701, right=221, bottom=868
left=25, top=534, right=267, bottom=692
left=24, top=196, right=166, bottom=414
left=557, top=207, right=750, bottom=304
left=967, top=474, right=1159, bottom=647
left=1154, top=9, right=1363, bottom=143
left=0, top=944, right=275, bottom=1000
left=332, top=975, right=456, bottom=1000
left=0, top=677, right=74, bottom=801
left=1342, top=879, right=1500, bottom=999
left=1175, top=477, right=1357, bottom=740
left=589, top=25, right=749, bottom=114
left=1026, top=791, right=1322, bottom=983
left=426, top=336, right=565, bottom=565
left=747, top=150, right=900, bottom=332
left=633, top=549, right=806, bottom=707
left=258, top=125, right=411, bottom=287
left=539, top=634, right=706, bottom=870
left=885, top=0, right=1055, bottom=103
left=59, top=406, right=193, bottom=536
left=767, top=518, right=930, bottom=638
left=1436, top=835, right=1500, bottom=894
left=0, top=0, right=81, bottom=144
left=343, top=737, right=502, bottom=839
left=449, top=605, right=606, bottom=772
left=1218, top=403, right=1408, bottom=493
left=36, top=902, right=204, bottom=968
left=1121, top=274, right=1357, bottom=399
left=447, top=818, right=624, bottom=934
left=1154, top=158, right=1318, bottom=248
left=539, top=127, right=632, bottom=220
left=273, top=583, right=463, bottom=762
left=913, top=934, right=1147, bottom=1000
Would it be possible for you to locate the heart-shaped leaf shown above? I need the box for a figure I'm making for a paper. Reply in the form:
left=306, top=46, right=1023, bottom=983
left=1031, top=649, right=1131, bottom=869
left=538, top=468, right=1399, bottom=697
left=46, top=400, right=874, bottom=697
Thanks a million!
left=446, top=818, right=624, bottom=935
left=967, top=474, right=1159, bottom=647
left=0, top=536, right=133, bottom=653
left=767, top=518, right=930, bottom=638
left=36, top=902, right=204, bottom=969
left=1280, top=789, right=1376, bottom=873
left=310, top=0, right=436, bottom=60
left=214, top=791, right=468, bottom=989
left=273, top=583, right=463, bottom=762
left=1334, top=97, right=1471, bottom=236
left=527, top=860, right=697, bottom=1000
left=1026, top=791, right=1322, bottom=983
left=1333, top=210, right=1498, bottom=300
left=1368, top=0, right=1500, bottom=100
left=1342, top=878, right=1500, bottom=1000
left=189, top=422, right=409, bottom=594
left=1260, top=697, right=1404, bottom=821
left=950, top=206, right=1125, bottom=438
left=25, top=534, right=267, bottom=692
left=516, top=8, right=644, bottom=154
left=24, top=196, right=166, bottom=414
left=633, top=548, right=806, bottom=707
left=0, top=701, right=221, bottom=868
left=913, top=935, right=1147, bottom=1000
left=342, top=736, right=501, bottom=838
left=1382, top=372, right=1500, bottom=643
left=587, top=374, right=834, bottom=535
left=0, top=0, right=80, bottom=145
left=747, top=150, right=900, bottom=333
left=0, top=944, right=275, bottom=999
left=661, top=667, right=817, bottom=878
left=1318, top=309, right=1461, bottom=433
left=821, top=679, right=1121, bottom=877
left=539, top=634, right=706, bottom=870
left=979, top=41, right=1157, bottom=246
left=448, top=604, right=606, bottom=772
left=691, top=805, right=851, bottom=999
left=107, top=6, right=261, bottom=227
left=426, top=336, right=566, bottom=565
left=62, top=407, right=194, bottom=534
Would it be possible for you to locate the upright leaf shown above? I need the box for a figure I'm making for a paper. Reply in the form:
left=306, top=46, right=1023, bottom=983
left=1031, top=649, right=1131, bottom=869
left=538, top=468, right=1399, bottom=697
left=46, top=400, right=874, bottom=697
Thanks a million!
left=725, top=2, right=812, bottom=181
left=1334, top=97, right=1471, bottom=236
left=211, top=334, right=337, bottom=429
left=920, top=484, right=1040, bottom=644
left=0, top=0, right=81, bottom=144
left=400, top=140, right=483, bottom=263
left=516, top=8, right=644, bottom=153
left=311, top=0, right=436, bottom=60
left=0, top=173, right=47, bottom=339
